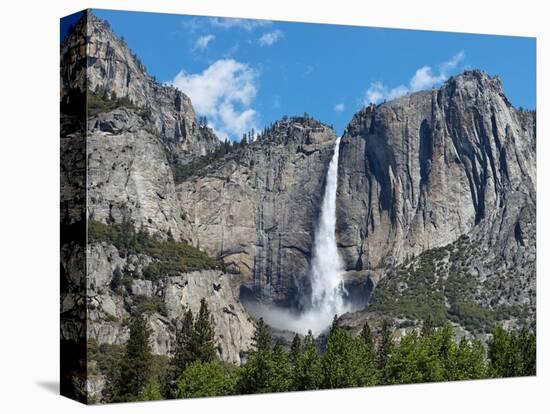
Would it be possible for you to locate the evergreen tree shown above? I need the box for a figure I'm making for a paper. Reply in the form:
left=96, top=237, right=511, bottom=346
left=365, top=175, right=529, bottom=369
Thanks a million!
left=383, top=331, right=444, bottom=384
left=113, top=312, right=154, bottom=401
left=377, top=320, right=394, bottom=374
left=360, top=321, right=374, bottom=351
left=177, top=361, right=237, bottom=398
left=447, top=337, right=487, bottom=380
left=488, top=325, right=514, bottom=377
left=252, top=318, right=272, bottom=351
left=322, top=318, right=376, bottom=388
left=140, top=382, right=163, bottom=401
left=193, top=298, right=217, bottom=363
left=293, top=330, right=322, bottom=390
left=136, top=224, right=149, bottom=246
left=488, top=325, right=536, bottom=377
left=268, top=342, right=293, bottom=392
left=173, top=308, right=195, bottom=371
left=421, top=315, right=435, bottom=337
left=519, top=327, right=536, bottom=376
left=290, top=334, right=302, bottom=364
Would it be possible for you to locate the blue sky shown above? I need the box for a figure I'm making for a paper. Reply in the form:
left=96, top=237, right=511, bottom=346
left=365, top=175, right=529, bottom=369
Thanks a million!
left=76, top=9, right=535, bottom=140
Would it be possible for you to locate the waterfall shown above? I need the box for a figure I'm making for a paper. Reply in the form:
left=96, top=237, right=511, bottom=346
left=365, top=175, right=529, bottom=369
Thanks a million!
left=242, top=137, right=348, bottom=335
left=309, top=137, right=347, bottom=324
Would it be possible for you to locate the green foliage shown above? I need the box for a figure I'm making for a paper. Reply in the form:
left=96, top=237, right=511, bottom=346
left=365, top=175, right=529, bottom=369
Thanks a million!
left=488, top=325, right=536, bottom=377
left=177, top=361, right=237, bottom=398
left=322, top=319, right=377, bottom=388
left=293, top=331, right=323, bottom=390
left=173, top=139, right=241, bottom=183
left=173, top=309, right=195, bottom=371
left=110, top=266, right=123, bottom=291
left=421, top=315, right=435, bottom=338
left=376, top=320, right=394, bottom=373
left=88, top=220, right=223, bottom=278
left=252, top=318, right=273, bottom=352
left=193, top=298, right=218, bottom=364
left=87, top=89, right=142, bottom=117
left=448, top=301, right=495, bottom=333
left=383, top=323, right=487, bottom=384
left=236, top=346, right=293, bottom=394
left=368, top=248, right=448, bottom=325
left=140, top=382, right=163, bottom=401
left=290, top=334, right=302, bottom=363
left=133, top=295, right=167, bottom=317
left=111, top=312, right=154, bottom=402
left=166, top=300, right=218, bottom=397
left=90, top=309, right=536, bottom=403
left=360, top=321, right=374, bottom=351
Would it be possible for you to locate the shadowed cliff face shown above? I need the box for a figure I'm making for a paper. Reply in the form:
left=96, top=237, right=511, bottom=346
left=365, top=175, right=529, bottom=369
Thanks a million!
left=337, top=70, right=535, bottom=274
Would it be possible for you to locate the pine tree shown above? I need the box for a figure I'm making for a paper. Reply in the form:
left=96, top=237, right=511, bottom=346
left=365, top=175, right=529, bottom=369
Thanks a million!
left=173, top=308, right=195, bottom=372
left=252, top=318, right=272, bottom=351
left=113, top=312, right=154, bottom=401
left=519, top=327, right=536, bottom=376
left=293, top=330, right=322, bottom=390
left=193, top=298, right=217, bottom=363
left=360, top=321, right=374, bottom=351
left=290, top=334, right=302, bottom=364
left=377, top=320, right=393, bottom=374
left=421, top=315, right=435, bottom=337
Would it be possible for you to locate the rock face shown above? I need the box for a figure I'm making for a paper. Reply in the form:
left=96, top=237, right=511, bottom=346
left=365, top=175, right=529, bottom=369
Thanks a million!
left=60, top=11, right=220, bottom=240
left=86, top=108, right=193, bottom=241
left=337, top=70, right=536, bottom=332
left=87, top=242, right=255, bottom=364
left=62, top=10, right=220, bottom=160
left=338, top=70, right=535, bottom=272
left=177, top=117, right=339, bottom=307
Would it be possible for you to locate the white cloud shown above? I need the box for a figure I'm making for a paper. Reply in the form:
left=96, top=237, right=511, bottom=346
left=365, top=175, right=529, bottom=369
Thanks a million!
left=193, top=34, right=215, bottom=51
left=258, top=30, right=283, bottom=46
left=334, top=103, right=345, bottom=112
left=170, top=59, right=258, bottom=140
left=363, top=51, right=465, bottom=105
left=365, top=82, right=386, bottom=105
left=209, top=17, right=272, bottom=31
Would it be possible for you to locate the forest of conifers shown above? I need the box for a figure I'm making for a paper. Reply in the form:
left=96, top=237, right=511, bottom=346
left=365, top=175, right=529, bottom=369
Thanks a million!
left=89, top=300, right=535, bottom=403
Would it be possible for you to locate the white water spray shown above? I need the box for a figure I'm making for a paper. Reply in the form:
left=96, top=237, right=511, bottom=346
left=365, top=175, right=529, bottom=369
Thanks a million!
left=309, top=137, right=348, bottom=326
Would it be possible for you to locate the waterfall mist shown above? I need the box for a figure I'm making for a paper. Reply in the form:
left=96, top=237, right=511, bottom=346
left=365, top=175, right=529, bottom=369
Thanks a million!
left=245, top=137, right=350, bottom=335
